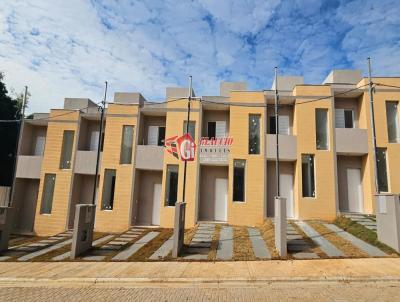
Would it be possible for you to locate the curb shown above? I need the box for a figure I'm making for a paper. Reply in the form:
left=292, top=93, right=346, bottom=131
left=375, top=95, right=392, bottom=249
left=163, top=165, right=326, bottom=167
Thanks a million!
left=0, top=276, right=400, bottom=285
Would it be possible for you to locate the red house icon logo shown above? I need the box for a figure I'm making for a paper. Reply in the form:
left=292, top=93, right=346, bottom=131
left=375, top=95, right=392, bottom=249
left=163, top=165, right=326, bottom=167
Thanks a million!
left=165, top=133, right=196, bottom=161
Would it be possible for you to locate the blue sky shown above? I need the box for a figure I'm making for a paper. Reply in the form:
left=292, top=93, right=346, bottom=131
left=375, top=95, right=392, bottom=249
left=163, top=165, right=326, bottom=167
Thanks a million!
left=0, top=0, right=399, bottom=113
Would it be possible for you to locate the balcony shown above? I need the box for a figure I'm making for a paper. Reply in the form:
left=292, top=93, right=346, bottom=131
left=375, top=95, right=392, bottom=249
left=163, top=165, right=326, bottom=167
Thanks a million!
left=135, top=145, right=164, bottom=170
left=335, top=128, right=368, bottom=155
left=266, top=134, right=297, bottom=161
left=74, top=150, right=99, bottom=175
left=16, top=155, right=43, bottom=179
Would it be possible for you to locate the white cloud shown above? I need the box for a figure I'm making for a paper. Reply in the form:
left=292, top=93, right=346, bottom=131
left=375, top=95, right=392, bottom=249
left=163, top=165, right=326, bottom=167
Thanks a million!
left=0, top=0, right=399, bottom=113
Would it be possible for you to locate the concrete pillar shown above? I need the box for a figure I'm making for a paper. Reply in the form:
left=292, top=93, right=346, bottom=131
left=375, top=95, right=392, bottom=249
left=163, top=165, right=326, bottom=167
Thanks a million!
left=274, top=197, right=287, bottom=257
left=70, top=204, right=96, bottom=259
left=0, top=206, right=12, bottom=252
left=172, top=202, right=186, bottom=258
left=375, top=194, right=400, bottom=252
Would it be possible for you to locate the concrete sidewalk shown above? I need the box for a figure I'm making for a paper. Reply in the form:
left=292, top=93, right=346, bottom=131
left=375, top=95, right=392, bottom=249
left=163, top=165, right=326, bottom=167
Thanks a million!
left=0, top=258, right=399, bottom=284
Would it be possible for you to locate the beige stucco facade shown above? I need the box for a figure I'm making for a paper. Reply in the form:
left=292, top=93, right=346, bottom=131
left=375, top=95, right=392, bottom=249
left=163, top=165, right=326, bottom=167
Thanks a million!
left=10, top=72, right=400, bottom=236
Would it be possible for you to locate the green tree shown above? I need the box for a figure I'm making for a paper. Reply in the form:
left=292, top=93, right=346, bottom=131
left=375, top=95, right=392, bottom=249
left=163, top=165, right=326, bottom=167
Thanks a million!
left=0, top=72, right=23, bottom=186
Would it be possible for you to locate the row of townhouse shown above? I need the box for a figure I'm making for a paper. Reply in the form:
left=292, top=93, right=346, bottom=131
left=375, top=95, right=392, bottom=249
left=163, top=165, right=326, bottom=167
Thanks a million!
left=10, top=70, right=400, bottom=236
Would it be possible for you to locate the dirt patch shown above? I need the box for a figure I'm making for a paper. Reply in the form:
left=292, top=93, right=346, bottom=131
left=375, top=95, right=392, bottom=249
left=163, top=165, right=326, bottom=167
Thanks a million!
left=208, top=224, right=222, bottom=261
left=290, top=221, right=326, bottom=258
left=233, top=226, right=255, bottom=261
left=308, top=220, right=368, bottom=258
left=335, top=216, right=399, bottom=256
left=257, top=219, right=280, bottom=259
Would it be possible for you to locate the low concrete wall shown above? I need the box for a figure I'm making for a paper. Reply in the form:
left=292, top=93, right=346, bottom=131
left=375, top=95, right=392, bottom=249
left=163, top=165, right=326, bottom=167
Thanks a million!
left=70, top=204, right=96, bottom=259
left=335, top=128, right=368, bottom=155
left=16, top=156, right=43, bottom=179
left=376, top=195, right=400, bottom=252
left=274, top=197, right=287, bottom=257
left=74, top=151, right=99, bottom=175
left=266, top=134, right=297, bottom=161
left=135, top=145, right=164, bottom=171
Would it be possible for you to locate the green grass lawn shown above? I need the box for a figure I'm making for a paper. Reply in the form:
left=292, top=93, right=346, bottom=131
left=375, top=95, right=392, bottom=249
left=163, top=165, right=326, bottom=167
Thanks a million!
left=334, top=216, right=399, bottom=256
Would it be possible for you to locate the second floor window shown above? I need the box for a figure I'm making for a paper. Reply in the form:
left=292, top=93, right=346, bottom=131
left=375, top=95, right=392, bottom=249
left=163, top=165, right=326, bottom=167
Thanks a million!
left=386, top=101, right=400, bottom=143
left=335, top=109, right=354, bottom=128
left=183, top=121, right=196, bottom=139
left=147, top=126, right=165, bottom=146
left=268, top=115, right=290, bottom=135
left=316, top=109, right=329, bottom=150
left=60, top=130, right=74, bottom=169
left=249, top=115, right=260, bottom=154
left=120, top=125, right=134, bottom=164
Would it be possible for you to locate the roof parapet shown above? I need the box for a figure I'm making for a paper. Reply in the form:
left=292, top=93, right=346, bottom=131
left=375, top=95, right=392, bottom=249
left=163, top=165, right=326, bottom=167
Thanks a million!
left=114, top=92, right=146, bottom=105
left=166, top=87, right=195, bottom=99
left=220, top=82, right=247, bottom=96
left=323, top=70, right=362, bottom=85
left=271, top=76, right=304, bottom=91
left=63, top=98, right=98, bottom=112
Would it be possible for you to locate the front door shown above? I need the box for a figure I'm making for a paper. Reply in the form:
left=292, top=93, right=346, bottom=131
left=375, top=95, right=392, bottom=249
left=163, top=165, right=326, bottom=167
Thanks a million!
left=347, top=168, right=363, bottom=213
left=152, top=183, right=162, bottom=225
left=214, top=178, right=227, bottom=221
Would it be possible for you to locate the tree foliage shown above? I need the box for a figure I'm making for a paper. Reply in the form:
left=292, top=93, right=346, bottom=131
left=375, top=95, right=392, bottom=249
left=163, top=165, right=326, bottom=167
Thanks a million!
left=0, top=72, right=23, bottom=185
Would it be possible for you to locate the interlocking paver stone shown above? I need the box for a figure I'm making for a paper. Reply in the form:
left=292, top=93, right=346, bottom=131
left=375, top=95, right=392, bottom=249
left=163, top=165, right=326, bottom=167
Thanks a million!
left=112, top=231, right=160, bottom=261
left=247, top=227, right=271, bottom=259
left=52, top=234, right=114, bottom=261
left=149, top=236, right=173, bottom=260
left=216, top=226, right=233, bottom=260
left=295, top=221, right=345, bottom=257
left=323, top=223, right=386, bottom=257
left=18, top=239, right=72, bottom=261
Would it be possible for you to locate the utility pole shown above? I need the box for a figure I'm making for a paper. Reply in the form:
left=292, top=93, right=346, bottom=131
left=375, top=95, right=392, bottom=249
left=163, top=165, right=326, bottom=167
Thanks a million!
left=367, top=58, right=379, bottom=194
left=92, top=81, right=107, bottom=205
left=182, top=76, right=192, bottom=205
left=8, top=86, right=28, bottom=207
left=274, top=67, right=280, bottom=197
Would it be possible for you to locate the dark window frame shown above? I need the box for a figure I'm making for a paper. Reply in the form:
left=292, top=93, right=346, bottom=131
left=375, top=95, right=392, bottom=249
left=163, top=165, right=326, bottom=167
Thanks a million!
left=59, top=130, right=74, bottom=169
left=248, top=114, right=261, bottom=154
left=40, top=173, right=56, bottom=214
left=233, top=159, right=246, bottom=202
left=165, top=165, right=179, bottom=206
left=301, top=154, right=316, bottom=198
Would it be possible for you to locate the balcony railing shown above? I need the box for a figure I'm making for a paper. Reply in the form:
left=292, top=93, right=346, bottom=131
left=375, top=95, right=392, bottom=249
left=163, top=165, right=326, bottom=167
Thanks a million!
left=335, top=128, right=368, bottom=155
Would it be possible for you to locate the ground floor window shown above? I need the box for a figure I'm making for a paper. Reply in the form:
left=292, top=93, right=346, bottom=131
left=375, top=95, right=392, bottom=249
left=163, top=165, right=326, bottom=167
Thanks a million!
left=165, top=165, right=179, bottom=206
left=302, top=154, right=315, bottom=197
left=40, top=174, right=56, bottom=214
left=233, top=159, right=246, bottom=202
left=102, top=169, right=116, bottom=210
left=377, top=148, right=389, bottom=192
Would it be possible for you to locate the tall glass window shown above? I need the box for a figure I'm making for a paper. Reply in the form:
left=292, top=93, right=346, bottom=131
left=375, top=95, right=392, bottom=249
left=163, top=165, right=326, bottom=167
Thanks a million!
left=302, top=154, right=315, bottom=198
left=233, top=160, right=246, bottom=202
left=41, top=174, right=56, bottom=214
left=316, top=109, right=329, bottom=150
left=377, top=148, right=389, bottom=192
left=386, top=101, right=400, bottom=143
left=101, top=169, right=116, bottom=210
left=249, top=115, right=260, bottom=154
left=183, top=121, right=196, bottom=139
left=165, top=165, right=179, bottom=206
left=120, top=125, right=134, bottom=164
left=59, top=130, right=74, bottom=169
